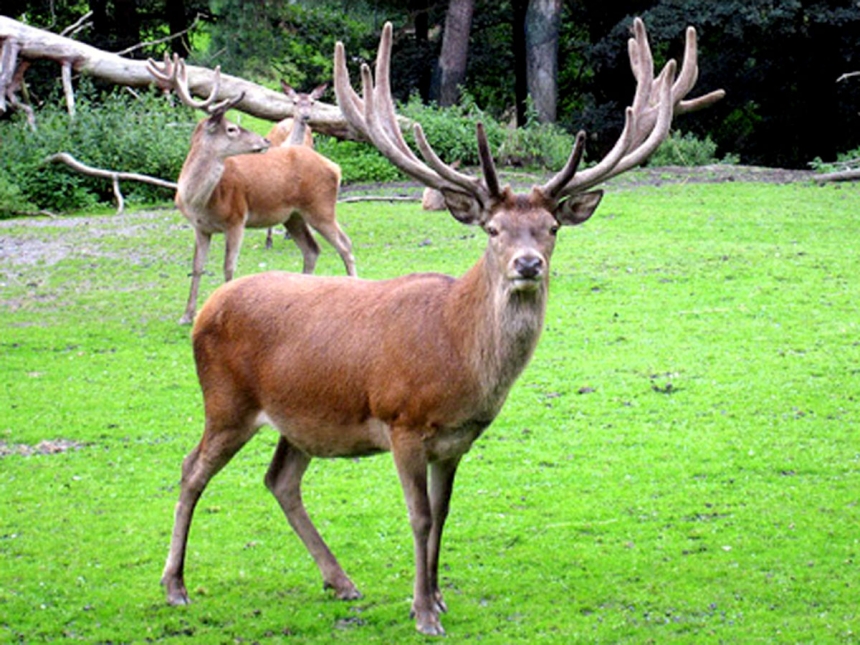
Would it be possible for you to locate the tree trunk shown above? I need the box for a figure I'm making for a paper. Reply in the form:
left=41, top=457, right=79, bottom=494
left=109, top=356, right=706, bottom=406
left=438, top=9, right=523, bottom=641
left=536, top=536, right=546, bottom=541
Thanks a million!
left=511, top=0, right=528, bottom=127
left=165, top=0, right=191, bottom=59
left=525, top=0, right=561, bottom=124
left=0, top=16, right=352, bottom=138
left=432, top=0, right=474, bottom=106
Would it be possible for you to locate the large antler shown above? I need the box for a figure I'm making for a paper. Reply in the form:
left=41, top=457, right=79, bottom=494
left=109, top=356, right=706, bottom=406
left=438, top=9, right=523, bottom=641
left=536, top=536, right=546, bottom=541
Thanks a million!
left=541, top=18, right=725, bottom=199
left=146, top=53, right=243, bottom=113
left=334, top=22, right=500, bottom=209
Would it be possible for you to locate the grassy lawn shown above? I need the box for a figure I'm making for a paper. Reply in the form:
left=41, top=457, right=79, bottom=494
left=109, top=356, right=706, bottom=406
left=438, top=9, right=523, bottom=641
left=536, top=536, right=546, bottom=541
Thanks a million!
left=1, top=180, right=858, bottom=643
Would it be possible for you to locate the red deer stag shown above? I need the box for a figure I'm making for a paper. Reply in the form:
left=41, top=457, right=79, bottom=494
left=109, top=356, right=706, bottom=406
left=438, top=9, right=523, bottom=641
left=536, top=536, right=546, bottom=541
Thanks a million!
left=264, top=81, right=328, bottom=249
left=159, top=20, right=723, bottom=635
left=146, top=56, right=357, bottom=324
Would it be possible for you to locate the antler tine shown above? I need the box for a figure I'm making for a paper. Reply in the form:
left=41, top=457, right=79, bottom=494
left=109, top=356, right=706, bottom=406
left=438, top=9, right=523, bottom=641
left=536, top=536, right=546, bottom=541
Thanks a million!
left=673, top=26, right=726, bottom=115
left=543, top=17, right=723, bottom=199
left=629, top=19, right=654, bottom=117
left=333, top=42, right=368, bottom=139
left=540, top=130, right=587, bottom=197
left=146, top=53, right=234, bottom=113
left=335, top=22, right=489, bottom=201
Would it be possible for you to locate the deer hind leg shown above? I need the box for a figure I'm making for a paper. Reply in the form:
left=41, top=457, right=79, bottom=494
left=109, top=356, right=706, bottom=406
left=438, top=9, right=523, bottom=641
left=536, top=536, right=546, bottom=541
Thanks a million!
left=391, top=430, right=445, bottom=636
left=162, top=412, right=259, bottom=606
left=264, top=436, right=361, bottom=600
left=181, top=228, right=212, bottom=325
left=427, top=456, right=461, bottom=614
left=310, top=217, right=357, bottom=277
left=284, top=214, right=320, bottom=274
left=223, top=224, right=246, bottom=282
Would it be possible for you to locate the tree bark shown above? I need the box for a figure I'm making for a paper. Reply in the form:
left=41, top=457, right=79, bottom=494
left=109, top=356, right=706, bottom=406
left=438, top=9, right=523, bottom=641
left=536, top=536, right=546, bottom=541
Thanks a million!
left=511, top=0, right=529, bottom=127
left=0, top=16, right=352, bottom=138
left=525, top=0, right=561, bottom=123
left=433, top=0, right=474, bottom=106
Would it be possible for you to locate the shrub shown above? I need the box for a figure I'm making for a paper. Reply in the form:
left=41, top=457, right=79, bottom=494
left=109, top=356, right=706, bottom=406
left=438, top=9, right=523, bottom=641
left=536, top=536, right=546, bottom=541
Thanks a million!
left=647, top=130, right=738, bottom=167
left=315, top=138, right=406, bottom=184
left=0, top=84, right=195, bottom=214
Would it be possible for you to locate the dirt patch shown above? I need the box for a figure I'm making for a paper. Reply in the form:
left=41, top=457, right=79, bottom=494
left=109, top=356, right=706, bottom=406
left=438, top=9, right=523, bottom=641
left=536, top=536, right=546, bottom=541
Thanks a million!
left=0, top=439, right=87, bottom=457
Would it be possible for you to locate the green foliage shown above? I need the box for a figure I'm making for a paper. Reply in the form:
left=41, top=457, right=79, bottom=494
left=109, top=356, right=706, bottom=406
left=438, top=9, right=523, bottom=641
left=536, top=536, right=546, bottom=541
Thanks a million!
left=0, top=85, right=195, bottom=214
left=0, top=169, right=37, bottom=216
left=206, top=1, right=376, bottom=88
left=2, top=182, right=860, bottom=642
left=647, top=130, right=739, bottom=167
left=496, top=99, right=580, bottom=169
left=398, top=93, right=506, bottom=167
left=315, top=138, right=406, bottom=184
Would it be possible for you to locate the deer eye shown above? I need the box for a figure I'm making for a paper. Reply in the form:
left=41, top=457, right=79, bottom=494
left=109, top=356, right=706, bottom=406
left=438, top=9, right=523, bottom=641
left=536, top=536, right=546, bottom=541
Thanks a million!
left=485, top=225, right=500, bottom=238
left=549, top=224, right=560, bottom=236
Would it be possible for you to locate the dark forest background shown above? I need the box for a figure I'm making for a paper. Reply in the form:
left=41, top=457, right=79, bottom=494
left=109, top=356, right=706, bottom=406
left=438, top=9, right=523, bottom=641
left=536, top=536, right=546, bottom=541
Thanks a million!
left=4, top=0, right=860, bottom=169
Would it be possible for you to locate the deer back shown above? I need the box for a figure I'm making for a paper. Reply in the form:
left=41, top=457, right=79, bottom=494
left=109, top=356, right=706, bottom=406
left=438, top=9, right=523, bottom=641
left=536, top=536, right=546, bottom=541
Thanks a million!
left=199, top=146, right=341, bottom=230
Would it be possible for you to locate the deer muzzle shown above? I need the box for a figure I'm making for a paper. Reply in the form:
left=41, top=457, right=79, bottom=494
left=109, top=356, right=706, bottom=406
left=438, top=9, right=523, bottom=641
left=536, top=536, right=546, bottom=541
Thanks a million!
left=509, top=252, right=546, bottom=290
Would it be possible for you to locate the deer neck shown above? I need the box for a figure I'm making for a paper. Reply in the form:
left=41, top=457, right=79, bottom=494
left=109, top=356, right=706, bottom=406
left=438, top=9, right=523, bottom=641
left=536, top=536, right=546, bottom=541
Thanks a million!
left=448, top=252, right=548, bottom=410
left=287, top=119, right=309, bottom=146
left=177, top=144, right=227, bottom=210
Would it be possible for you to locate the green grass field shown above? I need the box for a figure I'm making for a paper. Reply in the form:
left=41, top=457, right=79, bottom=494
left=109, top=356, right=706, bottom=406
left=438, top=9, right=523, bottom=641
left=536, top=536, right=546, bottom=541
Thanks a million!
left=1, top=180, right=859, bottom=643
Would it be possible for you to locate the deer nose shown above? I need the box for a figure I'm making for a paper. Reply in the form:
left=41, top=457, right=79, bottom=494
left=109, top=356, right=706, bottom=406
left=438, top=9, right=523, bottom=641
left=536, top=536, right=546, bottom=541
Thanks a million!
left=513, top=254, right=544, bottom=279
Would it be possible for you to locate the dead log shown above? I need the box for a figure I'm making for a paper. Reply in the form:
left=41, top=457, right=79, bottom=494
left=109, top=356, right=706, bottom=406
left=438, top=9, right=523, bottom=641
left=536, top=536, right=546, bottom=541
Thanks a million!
left=0, top=15, right=354, bottom=138
left=815, top=168, right=860, bottom=184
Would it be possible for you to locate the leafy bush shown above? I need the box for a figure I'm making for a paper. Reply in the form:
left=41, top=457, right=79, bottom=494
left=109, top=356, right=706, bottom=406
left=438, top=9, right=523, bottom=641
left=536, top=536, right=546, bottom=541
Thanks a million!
left=0, top=84, right=195, bottom=215
left=315, top=138, right=406, bottom=184
left=647, top=130, right=737, bottom=167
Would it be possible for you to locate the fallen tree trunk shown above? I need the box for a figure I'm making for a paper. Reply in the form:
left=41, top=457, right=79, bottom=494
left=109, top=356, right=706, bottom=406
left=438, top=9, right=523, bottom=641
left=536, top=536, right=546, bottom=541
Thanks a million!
left=814, top=168, right=860, bottom=183
left=0, top=15, right=354, bottom=138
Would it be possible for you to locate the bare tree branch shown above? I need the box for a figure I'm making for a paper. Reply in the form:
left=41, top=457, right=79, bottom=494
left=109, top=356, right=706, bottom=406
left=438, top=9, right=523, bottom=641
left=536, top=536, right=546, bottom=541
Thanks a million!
left=114, top=14, right=202, bottom=58
left=45, top=152, right=178, bottom=214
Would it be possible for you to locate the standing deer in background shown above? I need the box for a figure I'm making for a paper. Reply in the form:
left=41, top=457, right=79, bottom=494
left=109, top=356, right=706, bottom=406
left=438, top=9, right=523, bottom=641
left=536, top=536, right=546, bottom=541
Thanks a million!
left=266, top=81, right=327, bottom=147
left=146, top=56, right=357, bottom=324
left=264, top=81, right=328, bottom=249
left=159, top=20, right=723, bottom=635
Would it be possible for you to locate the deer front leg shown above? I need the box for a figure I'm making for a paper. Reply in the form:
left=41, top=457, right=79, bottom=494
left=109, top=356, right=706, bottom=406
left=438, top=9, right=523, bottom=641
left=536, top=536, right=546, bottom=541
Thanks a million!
left=180, top=229, right=212, bottom=325
left=391, top=431, right=445, bottom=636
left=265, top=437, right=361, bottom=600
left=428, top=456, right=461, bottom=614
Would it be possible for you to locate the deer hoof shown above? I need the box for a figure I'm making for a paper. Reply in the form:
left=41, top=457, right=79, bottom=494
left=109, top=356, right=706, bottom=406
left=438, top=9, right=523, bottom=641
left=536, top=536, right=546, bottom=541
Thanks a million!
left=415, top=616, right=446, bottom=636
left=163, top=580, right=191, bottom=606
left=324, top=578, right=362, bottom=600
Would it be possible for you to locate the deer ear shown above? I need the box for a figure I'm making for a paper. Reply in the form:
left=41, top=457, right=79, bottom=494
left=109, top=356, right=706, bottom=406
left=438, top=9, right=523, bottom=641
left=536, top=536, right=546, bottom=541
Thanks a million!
left=554, top=190, right=603, bottom=226
left=441, top=188, right=484, bottom=225
left=311, top=83, right=328, bottom=99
